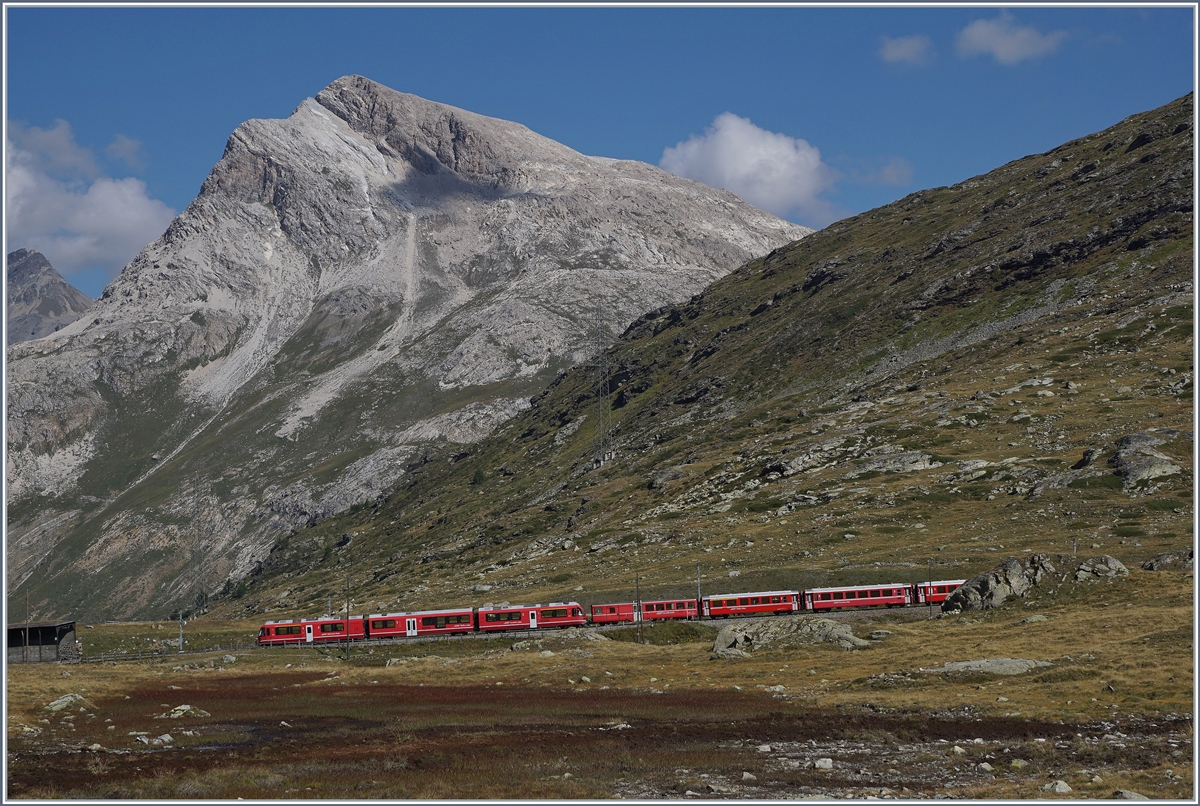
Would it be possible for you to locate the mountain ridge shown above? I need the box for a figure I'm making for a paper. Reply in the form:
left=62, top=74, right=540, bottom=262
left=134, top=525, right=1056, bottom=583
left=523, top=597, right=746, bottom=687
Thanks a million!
left=7, top=75, right=809, bottom=620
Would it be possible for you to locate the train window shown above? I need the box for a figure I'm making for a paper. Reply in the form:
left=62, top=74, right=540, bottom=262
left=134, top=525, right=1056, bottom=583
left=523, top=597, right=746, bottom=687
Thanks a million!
left=870, top=590, right=880, bottom=598
left=371, top=620, right=396, bottom=629
left=542, top=609, right=568, bottom=618
left=319, top=623, right=345, bottom=633
left=275, top=625, right=301, bottom=635
left=573, top=609, right=582, bottom=617
left=833, top=592, right=843, bottom=600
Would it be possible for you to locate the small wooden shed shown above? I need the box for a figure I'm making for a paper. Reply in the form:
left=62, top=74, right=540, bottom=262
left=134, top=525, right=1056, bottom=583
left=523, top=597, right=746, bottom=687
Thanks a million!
left=6, top=620, right=79, bottom=663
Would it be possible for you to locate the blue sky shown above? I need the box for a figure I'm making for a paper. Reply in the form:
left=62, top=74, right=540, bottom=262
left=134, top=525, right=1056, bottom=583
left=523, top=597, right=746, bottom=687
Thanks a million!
left=5, top=4, right=1195, bottom=298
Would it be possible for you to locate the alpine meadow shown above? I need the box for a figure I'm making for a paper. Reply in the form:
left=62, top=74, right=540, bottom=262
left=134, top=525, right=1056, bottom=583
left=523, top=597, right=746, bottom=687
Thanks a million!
left=5, top=80, right=1193, bottom=800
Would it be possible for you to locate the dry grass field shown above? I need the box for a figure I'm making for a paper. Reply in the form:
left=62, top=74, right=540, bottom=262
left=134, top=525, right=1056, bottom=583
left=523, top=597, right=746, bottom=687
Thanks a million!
left=8, top=566, right=1192, bottom=799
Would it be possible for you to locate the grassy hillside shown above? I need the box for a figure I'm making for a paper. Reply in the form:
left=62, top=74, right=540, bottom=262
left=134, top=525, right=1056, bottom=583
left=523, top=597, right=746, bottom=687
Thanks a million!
left=220, top=93, right=1192, bottom=620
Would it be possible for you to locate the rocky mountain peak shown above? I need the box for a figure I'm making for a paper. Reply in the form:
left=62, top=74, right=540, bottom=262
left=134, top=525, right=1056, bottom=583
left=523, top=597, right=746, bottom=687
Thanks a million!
left=6, top=248, right=93, bottom=344
left=6, top=76, right=808, bottom=619
left=315, top=74, right=577, bottom=189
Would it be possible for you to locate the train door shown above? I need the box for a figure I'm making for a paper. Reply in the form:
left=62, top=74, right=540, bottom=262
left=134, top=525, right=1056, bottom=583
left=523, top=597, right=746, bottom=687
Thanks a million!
left=304, top=624, right=313, bottom=643
left=405, top=618, right=417, bottom=637
left=529, top=610, right=538, bottom=630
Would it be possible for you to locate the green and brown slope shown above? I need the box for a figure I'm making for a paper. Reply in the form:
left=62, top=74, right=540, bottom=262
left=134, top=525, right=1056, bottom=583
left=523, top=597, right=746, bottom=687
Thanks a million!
left=224, top=93, right=1193, bottom=619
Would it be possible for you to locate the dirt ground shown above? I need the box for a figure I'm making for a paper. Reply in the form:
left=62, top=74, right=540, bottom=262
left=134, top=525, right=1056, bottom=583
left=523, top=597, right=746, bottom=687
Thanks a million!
left=7, top=651, right=1193, bottom=800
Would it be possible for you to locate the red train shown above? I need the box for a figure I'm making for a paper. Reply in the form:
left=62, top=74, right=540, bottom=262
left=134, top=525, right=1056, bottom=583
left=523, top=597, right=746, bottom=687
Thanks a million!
left=702, top=590, right=801, bottom=618
left=256, top=581, right=966, bottom=645
left=591, top=598, right=699, bottom=624
left=257, top=602, right=585, bottom=645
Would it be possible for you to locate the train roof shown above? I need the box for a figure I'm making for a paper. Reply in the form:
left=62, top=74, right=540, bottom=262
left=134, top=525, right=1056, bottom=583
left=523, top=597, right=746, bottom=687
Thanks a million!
left=915, top=579, right=967, bottom=586
left=803, top=583, right=912, bottom=593
left=260, top=615, right=346, bottom=625
left=701, top=590, right=800, bottom=599
left=477, top=601, right=581, bottom=611
left=366, top=607, right=473, bottom=618
left=590, top=598, right=697, bottom=607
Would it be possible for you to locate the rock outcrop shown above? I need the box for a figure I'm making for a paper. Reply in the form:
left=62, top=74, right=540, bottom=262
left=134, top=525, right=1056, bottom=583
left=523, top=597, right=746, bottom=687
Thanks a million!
left=1142, top=550, right=1194, bottom=571
left=1072, top=555, right=1128, bottom=581
left=1110, top=432, right=1183, bottom=489
left=6, top=249, right=93, bottom=343
left=711, top=616, right=870, bottom=658
left=941, top=553, right=1057, bottom=613
left=943, top=553, right=1131, bottom=613
left=920, top=658, right=1051, bottom=675
left=6, top=75, right=808, bottom=619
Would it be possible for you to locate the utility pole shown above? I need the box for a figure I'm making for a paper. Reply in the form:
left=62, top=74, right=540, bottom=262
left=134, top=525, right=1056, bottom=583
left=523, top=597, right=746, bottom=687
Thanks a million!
left=178, top=606, right=185, bottom=653
left=344, top=572, right=351, bottom=660
left=24, top=590, right=30, bottom=664
left=927, top=558, right=933, bottom=619
left=696, top=565, right=702, bottom=622
left=635, top=572, right=643, bottom=645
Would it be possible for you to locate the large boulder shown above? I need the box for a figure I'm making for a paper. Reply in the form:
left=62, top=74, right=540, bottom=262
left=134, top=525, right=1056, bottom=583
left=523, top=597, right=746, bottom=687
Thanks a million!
left=711, top=616, right=869, bottom=658
left=943, top=553, right=1135, bottom=613
left=1110, top=433, right=1183, bottom=489
left=1073, top=555, right=1129, bottom=581
left=1142, top=550, right=1194, bottom=571
left=941, top=553, right=1056, bottom=613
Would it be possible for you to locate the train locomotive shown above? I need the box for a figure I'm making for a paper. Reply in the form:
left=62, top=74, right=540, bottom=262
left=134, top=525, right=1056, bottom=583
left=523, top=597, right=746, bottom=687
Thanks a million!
left=256, top=579, right=965, bottom=646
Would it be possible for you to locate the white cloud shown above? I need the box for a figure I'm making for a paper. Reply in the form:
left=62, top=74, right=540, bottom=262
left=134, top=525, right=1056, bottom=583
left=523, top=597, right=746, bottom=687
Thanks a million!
left=5, top=123, right=176, bottom=284
left=660, top=112, right=837, bottom=225
left=9, top=119, right=99, bottom=179
left=956, top=13, right=1068, bottom=65
left=879, top=34, right=933, bottom=65
left=106, top=134, right=147, bottom=171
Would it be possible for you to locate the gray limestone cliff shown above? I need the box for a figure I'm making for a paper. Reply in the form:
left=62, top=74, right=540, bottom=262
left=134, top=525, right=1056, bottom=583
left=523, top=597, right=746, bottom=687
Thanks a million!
left=6, top=75, right=809, bottom=619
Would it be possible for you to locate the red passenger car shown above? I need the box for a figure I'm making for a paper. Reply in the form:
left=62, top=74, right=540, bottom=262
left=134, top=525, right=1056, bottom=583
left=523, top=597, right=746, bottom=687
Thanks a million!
left=913, top=580, right=966, bottom=604
left=256, top=615, right=366, bottom=645
left=477, top=602, right=587, bottom=632
left=590, top=599, right=698, bottom=624
left=590, top=602, right=634, bottom=624
left=802, top=583, right=911, bottom=611
left=363, top=608, right=476, bottom=639
left=701, top=590, right=800, bottom=618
